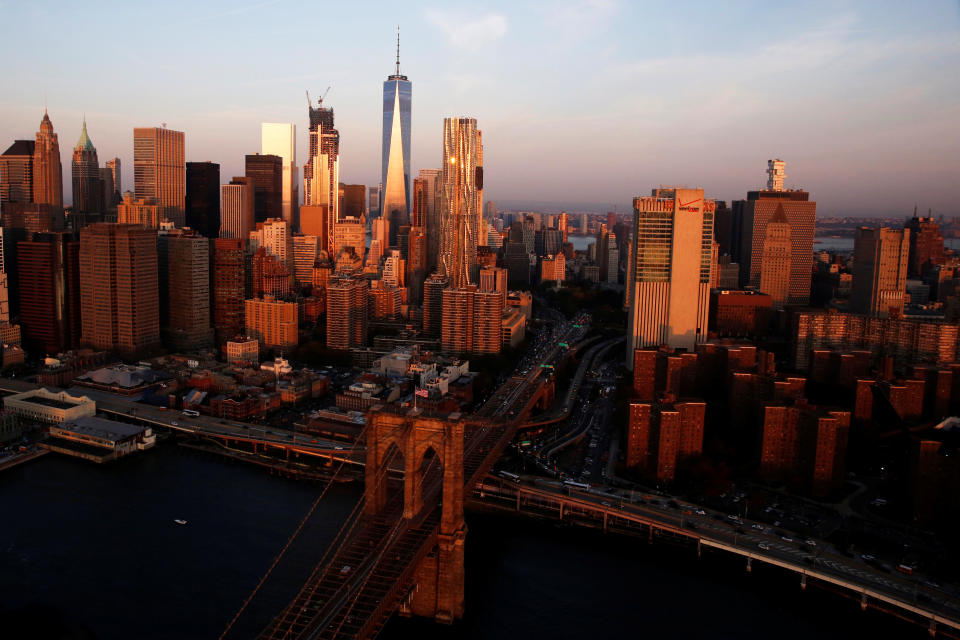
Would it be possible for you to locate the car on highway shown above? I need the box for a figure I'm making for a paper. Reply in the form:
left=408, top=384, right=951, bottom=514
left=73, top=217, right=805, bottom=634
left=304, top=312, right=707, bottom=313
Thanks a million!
left=758, top=543, right=771, bottom=551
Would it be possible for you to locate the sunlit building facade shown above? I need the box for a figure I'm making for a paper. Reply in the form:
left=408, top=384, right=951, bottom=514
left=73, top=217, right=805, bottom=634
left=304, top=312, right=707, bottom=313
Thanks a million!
left=261, top=123, right=297, bottom=228
left=439, top=117, right=483, bottom=288
left=134, top=127, right=185, bottom=227
left=381, top=43, right=412, bottom=246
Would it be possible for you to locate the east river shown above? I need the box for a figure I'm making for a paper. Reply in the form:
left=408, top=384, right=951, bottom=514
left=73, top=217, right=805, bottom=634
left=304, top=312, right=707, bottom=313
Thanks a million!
left=1, top=444, right=924, bottom=639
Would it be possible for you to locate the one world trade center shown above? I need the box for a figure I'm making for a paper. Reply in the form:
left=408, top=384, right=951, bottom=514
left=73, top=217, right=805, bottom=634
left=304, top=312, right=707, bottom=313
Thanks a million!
left=381, top=30, right=412, bottom=247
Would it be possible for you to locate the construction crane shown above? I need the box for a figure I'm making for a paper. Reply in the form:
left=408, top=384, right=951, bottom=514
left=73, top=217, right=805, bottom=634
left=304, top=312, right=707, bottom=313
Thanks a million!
left=306, top=87, right=332, bottom=108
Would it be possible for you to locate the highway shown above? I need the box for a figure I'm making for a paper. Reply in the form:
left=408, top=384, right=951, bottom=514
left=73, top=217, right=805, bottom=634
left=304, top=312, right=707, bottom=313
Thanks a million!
left=473, top=475, right=960, bottom=633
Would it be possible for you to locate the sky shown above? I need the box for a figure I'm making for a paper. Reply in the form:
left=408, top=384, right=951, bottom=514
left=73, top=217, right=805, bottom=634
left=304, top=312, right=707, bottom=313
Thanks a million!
left=0, top=0, right=958, bottom=217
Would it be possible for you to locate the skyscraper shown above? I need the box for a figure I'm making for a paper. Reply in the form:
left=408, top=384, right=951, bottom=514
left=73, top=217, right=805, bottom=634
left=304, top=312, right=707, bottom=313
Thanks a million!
left=71, top=119, right=102, bottom=222
left=439, top=118, right=483, bottom=288
left=249, top=217, right=293, bottom=268
left=0, top=140, right=35, bottom=212
left=851, top=226, right=910, bottom=318
left=423, top=274, right=448, bottom=337
left=220, top=177, right=254, bottom=240
left=261, top=123, right=297, bottom=228
left=381, top=31, right=412, bottom=245
left=766, top=158, right=786, bottom=191
left=906, top=214, right=944, bottom=277
left=758, top=204, right=791, bottom=309
left=212, top=238, right=246, bottom=344
left=417, top=168, right=442, bottom=272
left=326, top=276, right=368, bottom=350
left=246, top=153, right=283, bottom=223
left=134, top=126, right=185, bottom=227
left=79, top=223, right=160, bottom=358
left=304, top=94, right=339, bottom=241
left=162, top=230, right=213, bottom=350
left=105, top=158, right=121, bottom=198
left=735, top=161, right=816, bottom=305
left=339, top=183, right=367, bottom=219
left=185, top=161, right=220, bottom=238
left=625, top=188, right=714, bottom=368
left=16, top=232, right=80, bottom=355
left=32, top=110, right=63, bottom=208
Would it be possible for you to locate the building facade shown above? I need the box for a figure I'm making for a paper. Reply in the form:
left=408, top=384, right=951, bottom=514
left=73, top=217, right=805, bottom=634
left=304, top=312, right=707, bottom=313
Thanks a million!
left=439, top=117, right=483, bottom=288
left=261, top=123, right=297, bottom=228
left=133, top=127, right=185, bottom=227
left=381, top=42, right=412, bottom=243
left=851, top=226, right=910, bottom=318
left=185, top=161, right=220, bottom=238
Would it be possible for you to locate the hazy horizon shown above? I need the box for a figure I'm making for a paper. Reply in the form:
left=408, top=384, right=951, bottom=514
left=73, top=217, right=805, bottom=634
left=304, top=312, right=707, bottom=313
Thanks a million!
left=1, top=1, right=958, bottom=218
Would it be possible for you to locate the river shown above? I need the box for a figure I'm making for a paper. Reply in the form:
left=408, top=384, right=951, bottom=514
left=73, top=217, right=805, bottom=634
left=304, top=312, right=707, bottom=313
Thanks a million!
left=0, top=445, right=924, bottom=639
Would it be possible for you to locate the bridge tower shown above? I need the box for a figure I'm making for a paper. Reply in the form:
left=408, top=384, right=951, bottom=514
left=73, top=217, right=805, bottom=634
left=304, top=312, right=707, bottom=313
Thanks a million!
left=364, top=407, right=466, bottom=623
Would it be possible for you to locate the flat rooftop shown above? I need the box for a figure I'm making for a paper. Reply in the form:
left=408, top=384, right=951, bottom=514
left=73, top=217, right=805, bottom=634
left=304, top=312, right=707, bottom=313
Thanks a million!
left=20, top=396, right=78, bottom=410
left=55, top=416, right=146, bottom=442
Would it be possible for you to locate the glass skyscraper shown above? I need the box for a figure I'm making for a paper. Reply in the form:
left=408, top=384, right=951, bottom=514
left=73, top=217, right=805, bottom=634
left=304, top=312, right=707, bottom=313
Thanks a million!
left=381, top=37, right=412, bottom=247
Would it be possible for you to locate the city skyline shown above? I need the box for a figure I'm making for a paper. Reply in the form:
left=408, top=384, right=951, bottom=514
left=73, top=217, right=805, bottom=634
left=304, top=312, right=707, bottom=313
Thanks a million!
left=0, top=2, right=957, bottom=217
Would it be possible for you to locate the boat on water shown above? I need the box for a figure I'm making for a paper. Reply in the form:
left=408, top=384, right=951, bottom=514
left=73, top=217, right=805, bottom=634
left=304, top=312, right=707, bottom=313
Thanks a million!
left=174, top=519, right=188, bottom=525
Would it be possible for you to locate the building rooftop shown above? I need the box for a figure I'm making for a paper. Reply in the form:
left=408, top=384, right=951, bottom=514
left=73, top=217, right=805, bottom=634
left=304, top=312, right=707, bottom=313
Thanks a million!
left=19, top=396, right=77, bottom=410
left=2, top=140, right=35, bottom=156
left=57, top=416, right=146, bottom=442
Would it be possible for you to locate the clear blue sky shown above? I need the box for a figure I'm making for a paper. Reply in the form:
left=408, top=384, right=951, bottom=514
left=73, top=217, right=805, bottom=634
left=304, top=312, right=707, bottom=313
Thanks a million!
left=1, top=0, right=958, bottom=216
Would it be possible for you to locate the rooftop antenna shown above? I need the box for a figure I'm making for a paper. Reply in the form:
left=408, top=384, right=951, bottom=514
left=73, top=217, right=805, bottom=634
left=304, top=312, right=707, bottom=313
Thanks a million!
left=396, top=25, right=401, bottom=76
left=306, top=90, right=311, bottom=109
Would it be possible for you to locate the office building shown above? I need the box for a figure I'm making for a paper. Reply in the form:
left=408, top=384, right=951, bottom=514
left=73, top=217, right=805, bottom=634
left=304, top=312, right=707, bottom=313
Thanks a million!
left=33, top=110, right=63, bottom=207
left=416, top=169, right=442, bottom=272
left=185, top=161, right=220, bottom=238
left=299, top=204, right=329, bottom=250
left=1, top=140, right=35, bottom=211
left=626, top=188, right=714, bottom=368
left=116, top=193, right=162, bottom=228
left=251, top=247, right=292, bottom=298
left=439, top=117, right=483, bottom=288
left=162, top=230, right=212, bottom=350
left=407, top=226, right=427, bottom=304
left=99, top=168, right=115, bottom=214
left=16, top=232, right=80, bottom=355
left=212, top=238, right=245, bottom=344
left=71, top=119, right=103, bottom=222
left=332, top=216, right=365, bottom=259
left=304, top=94, right=338, bottom=241
left=260, top=123, right=297, bottom=227
left=735, top=162, right=815, bottom=305
left=906, top=214, right=944, bottom=277
left=327, top=276, right=368, bottom=350
left=339, top=183, right=366, bottom=219
left=293, top=235, right=320, bottom=285
left=851, top=227, right=910, bottom=317
left=79, top=223, right=160, bottom=358
left=244, top=295, right=298, bottom=350
left=540, top=254, right=565, bottom=285
left=246, top=153, right=283, bottom=223
left=133, top=126, right=184, bottom=227
left=105, top=158, right=121, bottom=201
left=220, top=177, right=254, bottom=240
left=381, top=34, right=412, bottom=245
left=758, top=205, right=791, bottom=309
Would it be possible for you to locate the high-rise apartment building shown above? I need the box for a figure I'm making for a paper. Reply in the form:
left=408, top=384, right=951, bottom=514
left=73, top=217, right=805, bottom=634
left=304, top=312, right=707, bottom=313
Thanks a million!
left=293, top=235, right=320, bottom=285
left=212, top=238, right=245, bottom=344
left=439, top=118, right=483, bottom=288
left=625, top=188, right=714, bottom=368
left=244, top=295, right=297, bottom=350
left=766, top=158, right=786, bottom=191
left=441, top=285, right=502, bottom=355
left=79, top=223, right=160, bottom=358
left=249, top=217, right=293, bottom=267
left=851, top=226, right=910, bottom=318
left=246, top=154, right=283, bottom=223
left=304, top=95, right=339, bottom=241
left=261, top=123, right=297, bottom=228
left=626, top=399, right=705, bottom=483
left=381, top=35, right=412, bottom=245
left=326, top=276, right=368, bottom=350
left=423, top=274, right=448, bottom=337
left=758, top=205, right=791, bottom=309
left=735, top=162, right=815, bottom=305
left=33, top=111, right=63, bottom=208
left=16, top=232, right=80, bottom=355
left=906, top=215, right=944, bottom=277
left=71, top=119, right=103, bottom=222
left=407, top=226, right=427, bottom=304
left=251, top=247, right=292, bottom=298
left=332, top=217, right=365, bottom=260
left=134, top=126, right=185, bottom=227
left=163, top=230, right=212, bottom=350
left=185, top=161, right=220, bottom=238
left=220, top=177, right=254, bottom=240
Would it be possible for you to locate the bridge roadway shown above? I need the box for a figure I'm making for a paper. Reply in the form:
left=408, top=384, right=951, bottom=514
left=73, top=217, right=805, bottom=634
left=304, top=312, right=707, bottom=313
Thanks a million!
left=471, top=476, right=960, bottom=636
left=252, top=317, right=591, bottom=640
left=0, top=379, right=359, bottom=464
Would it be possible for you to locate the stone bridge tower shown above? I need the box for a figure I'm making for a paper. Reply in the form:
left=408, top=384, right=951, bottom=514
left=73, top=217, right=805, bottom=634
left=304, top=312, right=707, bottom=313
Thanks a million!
left=364, top=407, right=465, bottom=623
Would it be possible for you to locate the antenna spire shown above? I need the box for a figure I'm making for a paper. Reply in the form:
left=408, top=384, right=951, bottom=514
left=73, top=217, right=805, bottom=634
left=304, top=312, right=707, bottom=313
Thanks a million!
left=396, top=25, right=401, bottom=76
